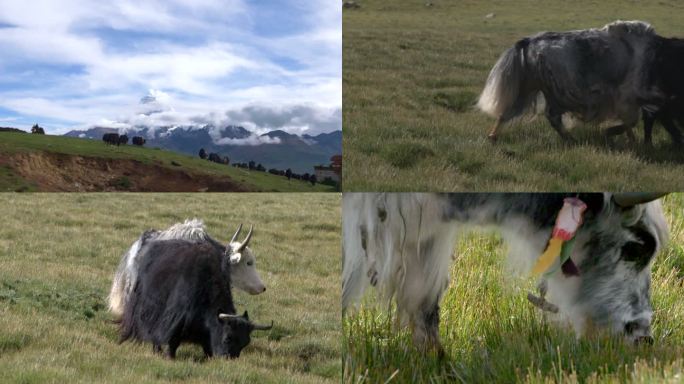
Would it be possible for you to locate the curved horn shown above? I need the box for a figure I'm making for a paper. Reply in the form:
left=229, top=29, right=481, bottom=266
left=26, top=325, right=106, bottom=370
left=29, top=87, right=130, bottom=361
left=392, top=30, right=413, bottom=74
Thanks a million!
left=252, top=320, right=273, bottom=331
left=237, top=225, right=253, bottom=252
left=612, top=193, right=668, bottom=208
left=218, top=313, right=241, bottom=320
left=230, top=224, right=243, bottom=244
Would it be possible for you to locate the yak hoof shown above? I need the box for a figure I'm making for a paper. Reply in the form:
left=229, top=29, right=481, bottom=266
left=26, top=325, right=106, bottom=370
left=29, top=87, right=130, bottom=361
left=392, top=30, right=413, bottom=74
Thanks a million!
left=487, top=133, right=498, bottom=143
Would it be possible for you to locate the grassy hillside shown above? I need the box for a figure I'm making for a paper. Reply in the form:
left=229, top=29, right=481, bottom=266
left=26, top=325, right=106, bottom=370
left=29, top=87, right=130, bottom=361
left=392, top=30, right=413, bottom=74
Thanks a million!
left=343, top=194, right=684, bottom=383
left=343, top=0, right=684, bottom=191
left=0, top=132, right=335, bottom=192
left=0, top=193, right=340, bottom=383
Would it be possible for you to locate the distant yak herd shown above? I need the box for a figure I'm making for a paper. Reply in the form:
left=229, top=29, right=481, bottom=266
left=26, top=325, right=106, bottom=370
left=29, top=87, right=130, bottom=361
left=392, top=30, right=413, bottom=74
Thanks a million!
left=102, top=133, right=146, bottom=147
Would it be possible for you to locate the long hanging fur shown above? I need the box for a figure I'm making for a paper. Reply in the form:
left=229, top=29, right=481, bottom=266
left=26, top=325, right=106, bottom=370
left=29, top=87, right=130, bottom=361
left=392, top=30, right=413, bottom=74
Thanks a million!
left=108, top=219, right=209, bottom=318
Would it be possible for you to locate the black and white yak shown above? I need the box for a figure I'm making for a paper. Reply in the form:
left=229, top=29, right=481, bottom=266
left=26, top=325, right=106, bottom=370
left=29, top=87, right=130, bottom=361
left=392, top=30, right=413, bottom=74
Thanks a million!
left=343, top=193, right=668, bottom=353
left=119, top=239, right=273, bottom=358
left=108, top=219, right=266, bottom=319
left=478, top=20, right=683, bottom=144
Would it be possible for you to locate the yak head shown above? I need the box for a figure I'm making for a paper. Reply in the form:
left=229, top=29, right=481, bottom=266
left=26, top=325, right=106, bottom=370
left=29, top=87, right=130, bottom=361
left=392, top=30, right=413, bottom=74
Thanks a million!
left=544, top=193, right=668, bottom=345
left=226, top=224, right=266, bottom=295
left=217, top=311, right=273, bottom=358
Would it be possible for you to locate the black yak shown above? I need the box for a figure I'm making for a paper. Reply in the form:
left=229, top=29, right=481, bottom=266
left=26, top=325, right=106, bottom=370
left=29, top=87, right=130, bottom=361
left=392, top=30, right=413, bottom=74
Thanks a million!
left=31, top=124, right=45, bottom=134
left=132, top=136, right=146, bottom=146
left=119, top=239, right=272, bottom=359
left=478, top=21, right=680, bottom=143
left=103, top=133, right=120, bottom=145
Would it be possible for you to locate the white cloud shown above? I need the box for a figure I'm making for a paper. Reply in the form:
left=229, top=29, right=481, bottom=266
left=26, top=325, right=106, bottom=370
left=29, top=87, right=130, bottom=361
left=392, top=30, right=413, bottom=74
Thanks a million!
left=0, top=0, right=341, bottom=134
left=215, top=135, right=281, bottom=146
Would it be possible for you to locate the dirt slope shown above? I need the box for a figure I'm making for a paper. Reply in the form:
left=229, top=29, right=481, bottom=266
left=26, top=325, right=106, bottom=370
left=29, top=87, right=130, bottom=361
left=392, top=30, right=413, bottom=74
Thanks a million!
left=3, top=152, right=249, bottom=192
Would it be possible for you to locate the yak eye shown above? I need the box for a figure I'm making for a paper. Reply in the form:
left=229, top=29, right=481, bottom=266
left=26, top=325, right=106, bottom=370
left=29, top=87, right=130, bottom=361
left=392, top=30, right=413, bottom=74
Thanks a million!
left=621, top=227, right=656, bottom=270
left=247, top=261, right=254, bottom=266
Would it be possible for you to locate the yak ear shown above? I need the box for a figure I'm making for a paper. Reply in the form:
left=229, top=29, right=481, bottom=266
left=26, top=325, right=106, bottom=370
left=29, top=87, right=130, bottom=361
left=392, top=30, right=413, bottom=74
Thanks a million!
left=229, top=252, right=242, bottom=264
left=243, top=310, right=249, bottom=320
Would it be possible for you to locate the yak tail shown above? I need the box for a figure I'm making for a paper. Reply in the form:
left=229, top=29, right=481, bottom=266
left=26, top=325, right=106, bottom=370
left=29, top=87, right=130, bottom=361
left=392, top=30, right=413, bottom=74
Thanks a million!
left=107, top=236, right=142, bottom=318
left=477, top=38, right=532, bottom=119
left=108, top=230, right=158, bottom=318
left=108, top=220, right=205, bottom=318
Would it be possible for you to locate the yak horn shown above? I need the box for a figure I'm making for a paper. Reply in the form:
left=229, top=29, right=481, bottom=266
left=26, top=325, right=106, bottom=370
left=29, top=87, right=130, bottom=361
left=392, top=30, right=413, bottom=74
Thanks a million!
left=218, top=313, right=241, bottom=320
left=252, top=320, right=274, bottom=331
left=230, top=224, right=243, bottom=244
left=612, top=193, right=668, bottom=208
left=237, top=225, right=253, bottom=252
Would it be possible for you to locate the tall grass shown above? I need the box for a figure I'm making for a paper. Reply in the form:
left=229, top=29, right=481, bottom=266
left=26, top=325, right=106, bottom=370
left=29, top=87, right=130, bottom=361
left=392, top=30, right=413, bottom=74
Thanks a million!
left=343, top=194, right=684, bottom=383
left=0, top=193, right=340, bottom=383
left=343, top=0, right=684, bottom=191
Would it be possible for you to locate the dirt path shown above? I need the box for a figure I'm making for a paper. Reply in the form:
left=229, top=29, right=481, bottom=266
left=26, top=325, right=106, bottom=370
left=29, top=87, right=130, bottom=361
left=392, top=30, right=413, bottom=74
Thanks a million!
left=2, top=152, right=250, bottom=192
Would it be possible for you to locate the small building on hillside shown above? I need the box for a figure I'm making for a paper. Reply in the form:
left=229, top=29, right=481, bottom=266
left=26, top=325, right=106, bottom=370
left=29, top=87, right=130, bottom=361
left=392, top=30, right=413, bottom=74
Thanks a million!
left=314, top=154, right=342, bottom=184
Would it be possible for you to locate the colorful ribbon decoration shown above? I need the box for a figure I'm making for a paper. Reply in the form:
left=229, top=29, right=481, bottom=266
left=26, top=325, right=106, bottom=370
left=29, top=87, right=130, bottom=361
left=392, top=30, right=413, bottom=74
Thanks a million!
left=531, top=198, right=587, bottom=276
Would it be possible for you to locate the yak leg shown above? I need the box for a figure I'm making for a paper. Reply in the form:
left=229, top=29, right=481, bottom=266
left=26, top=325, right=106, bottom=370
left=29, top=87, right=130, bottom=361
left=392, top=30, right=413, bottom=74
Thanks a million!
left=604, top=124, right=631, bottom=146
left=487, top=117, right=503, bottom=142
left=153, top=344, right=163, bottom=355
left=625, top=127, right=636, bottom=145
left=661, top=113, right=683, bottom=145
left=411, top=302, right=444, bottom=358
left=643, top=110, right=656, bottom=146
left=402, top=232, right=455, bottom=356
left=201, top=342, right=213, bottom=358
left=545, top=106, right=575, bottom=142
left=166, top=336, right=181, bottom=359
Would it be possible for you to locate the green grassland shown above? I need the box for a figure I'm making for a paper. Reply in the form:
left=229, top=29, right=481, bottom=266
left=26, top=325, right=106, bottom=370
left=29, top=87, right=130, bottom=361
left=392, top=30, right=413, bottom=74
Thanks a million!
left=0, top=193, right=340, bottom=383
left=343, top=194, right=684, bottom=383
left=343, top=0, right=684, bottom=191
left=0, top=132, right=334, bottom=192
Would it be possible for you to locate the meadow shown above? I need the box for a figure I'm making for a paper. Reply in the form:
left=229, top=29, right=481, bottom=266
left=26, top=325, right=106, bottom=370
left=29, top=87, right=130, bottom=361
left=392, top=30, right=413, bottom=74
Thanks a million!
left=0, top=193, right=340, bottom=383
left=343, top=194, right=684, bottom=383
left=0, top=132, right=335, bottom=192
left=343, top=0, right=684, bottom=191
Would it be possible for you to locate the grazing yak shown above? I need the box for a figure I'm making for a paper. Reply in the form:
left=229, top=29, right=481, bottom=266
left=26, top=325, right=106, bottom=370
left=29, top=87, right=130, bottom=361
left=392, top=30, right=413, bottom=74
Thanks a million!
left=132, top=136, right=146, bottom=146
left=118, top=134, right=129, bottom=145
left=119, top=239, right=272, bottom=358
left=103, top=133, right=120, bottom=145
left=343, top=193, right=668, bottom=353
left=108, top=220, right=265, bottom=319
left=478, top=20, right=683, bottom=144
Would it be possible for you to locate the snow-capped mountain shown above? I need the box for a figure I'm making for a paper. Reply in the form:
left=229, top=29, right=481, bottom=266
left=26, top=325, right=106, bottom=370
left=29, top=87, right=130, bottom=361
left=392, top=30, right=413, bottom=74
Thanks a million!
left=64, top=125, right=342, bottom=173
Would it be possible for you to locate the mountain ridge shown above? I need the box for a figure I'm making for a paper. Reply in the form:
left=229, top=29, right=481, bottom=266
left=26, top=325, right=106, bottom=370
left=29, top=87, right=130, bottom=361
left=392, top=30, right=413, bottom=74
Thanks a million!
left=64, top=125, right=341, bottom=173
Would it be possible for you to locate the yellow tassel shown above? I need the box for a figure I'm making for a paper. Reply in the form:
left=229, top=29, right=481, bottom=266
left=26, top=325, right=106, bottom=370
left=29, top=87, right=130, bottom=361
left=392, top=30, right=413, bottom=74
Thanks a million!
left=531, top=237, right=563, bottom=276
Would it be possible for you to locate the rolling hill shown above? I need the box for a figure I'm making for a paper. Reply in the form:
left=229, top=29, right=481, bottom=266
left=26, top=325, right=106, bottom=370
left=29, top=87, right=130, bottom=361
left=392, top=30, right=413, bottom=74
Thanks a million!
left=0, top=131, right=336, bottom=192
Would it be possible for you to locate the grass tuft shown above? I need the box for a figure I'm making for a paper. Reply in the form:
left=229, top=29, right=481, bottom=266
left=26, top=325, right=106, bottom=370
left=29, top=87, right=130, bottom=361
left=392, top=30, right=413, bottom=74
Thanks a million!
left=380, top=142, right=434, bottom=169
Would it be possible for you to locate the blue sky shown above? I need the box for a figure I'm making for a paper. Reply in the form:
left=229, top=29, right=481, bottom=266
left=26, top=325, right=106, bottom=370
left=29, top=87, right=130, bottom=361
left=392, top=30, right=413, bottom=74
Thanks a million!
left=0, top=0, right=341, bottom=135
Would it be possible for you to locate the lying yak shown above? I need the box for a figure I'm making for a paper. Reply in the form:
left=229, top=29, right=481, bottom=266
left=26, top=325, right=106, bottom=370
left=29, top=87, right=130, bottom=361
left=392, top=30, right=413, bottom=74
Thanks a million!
left=478, top=20, right=680, bottom=143
left=119, top=239, right=273, bottom=358
left=108, top=220, right=265, bottom=319
left=343, top=193, right=668, bottom=354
